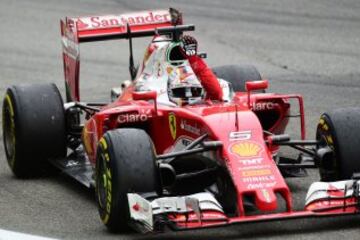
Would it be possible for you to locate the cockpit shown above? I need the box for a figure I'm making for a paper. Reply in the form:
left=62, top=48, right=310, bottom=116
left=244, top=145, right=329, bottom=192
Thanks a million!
left=134, top=38, right=233, bottom=106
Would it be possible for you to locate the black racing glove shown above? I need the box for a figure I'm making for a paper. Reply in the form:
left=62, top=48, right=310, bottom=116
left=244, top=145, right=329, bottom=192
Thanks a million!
left=181, top=35, right=198, bottom=57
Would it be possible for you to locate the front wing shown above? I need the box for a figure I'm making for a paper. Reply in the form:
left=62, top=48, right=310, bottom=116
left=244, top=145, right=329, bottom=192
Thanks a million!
left=128, top=179, right=360, bottom=233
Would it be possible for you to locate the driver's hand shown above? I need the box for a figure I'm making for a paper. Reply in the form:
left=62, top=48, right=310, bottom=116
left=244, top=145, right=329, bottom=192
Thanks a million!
left=181, top=35, right=198, bottom=57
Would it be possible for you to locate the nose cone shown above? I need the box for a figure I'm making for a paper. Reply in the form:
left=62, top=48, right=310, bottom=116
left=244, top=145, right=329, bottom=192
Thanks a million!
left=254, top=189, right=278, bottom=211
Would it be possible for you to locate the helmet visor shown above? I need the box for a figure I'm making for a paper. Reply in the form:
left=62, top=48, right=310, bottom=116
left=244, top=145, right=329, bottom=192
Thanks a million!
left=172, top=86, right=203, bottom=98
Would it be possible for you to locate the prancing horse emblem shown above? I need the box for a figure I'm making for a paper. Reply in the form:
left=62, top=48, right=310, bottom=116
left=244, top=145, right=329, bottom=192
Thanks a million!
left=169, top=113, right=176, bottom=140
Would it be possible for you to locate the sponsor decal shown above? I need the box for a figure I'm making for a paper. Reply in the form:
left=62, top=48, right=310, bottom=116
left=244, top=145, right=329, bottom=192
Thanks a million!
left=202, top=212, right=226, bottom=219
left=169, top=112, right=177, bottom=140
left=327, top=184, right=345, bottom=197
left=122, top=11, right=171, bottom=26
left=180, top=120, right=201, bottom=135
left=241, top=169, right=272, bottom=177
left=62, top=37, right=79, bottom=59
left=117, top=109, right=151, bottom=124
left=128, top=193, right=153, bottom=227
left=229, top=131, right=251, bottom=141
left=242, top=175, right=275, bottom=183
left=76, top=18, right=89, bottom=29
left=239, top=165, right=269, bottom=171
left=239, top=157, right=263, bottom=165
left=230, top=141, right=263, bottom=158
left=306, top=198, right=357, bottom=210
left=77, top=16, right=114, bottom=29
left=239, top=165, right=271, bottom=171
left=178, top=66, right=193, bottom=81
left=132, top=203, right=140, bottom=211
left=131, top=202, right=150, bottom=213
left=247, top=182, right=277, bottom=190
left=76, top=11, right=171, bottom=30
left=253, top=102, right=275, bottom=111
left=261, top=189, right=272, bottom=203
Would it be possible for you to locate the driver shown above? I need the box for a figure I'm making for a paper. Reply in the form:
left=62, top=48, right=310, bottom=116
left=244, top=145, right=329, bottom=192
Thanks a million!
left=138, top=34, right=224, bottom=105
left=180, top=35, right=223, bottom=101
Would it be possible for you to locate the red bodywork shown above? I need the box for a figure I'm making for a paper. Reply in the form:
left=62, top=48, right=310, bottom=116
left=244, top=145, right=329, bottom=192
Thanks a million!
left=61, top=9, right=358, bottom=231
left=84, top=89, right=301, bottom=213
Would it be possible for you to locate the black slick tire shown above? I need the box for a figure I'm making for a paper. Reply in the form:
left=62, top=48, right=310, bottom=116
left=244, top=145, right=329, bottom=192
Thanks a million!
left=316, top=107, right=360, bottom=181
left=212, top=65, right=263, bottom=92
left=2, top=84, right=66, bottom=178
left=95, top=128, right=160, bottom=232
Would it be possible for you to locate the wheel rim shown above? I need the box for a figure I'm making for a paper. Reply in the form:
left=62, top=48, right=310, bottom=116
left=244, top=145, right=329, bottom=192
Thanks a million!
left=96, top=149, right=112, bottom=224
left=97, top=153, right=107, bottom=210
left=3, top=95, right=16, bottom=168
left=317, top=116, right=338, bottom=180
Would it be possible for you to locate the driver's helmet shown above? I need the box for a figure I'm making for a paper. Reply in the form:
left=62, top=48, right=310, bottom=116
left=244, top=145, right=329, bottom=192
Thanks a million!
left=167, top=65, right=204, bottom=106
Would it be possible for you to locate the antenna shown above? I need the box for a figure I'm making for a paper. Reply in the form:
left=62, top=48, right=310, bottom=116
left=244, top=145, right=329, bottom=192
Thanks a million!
left=235, top=104, right=239, bottom=131
left=127, top=23, right=136, bottom=81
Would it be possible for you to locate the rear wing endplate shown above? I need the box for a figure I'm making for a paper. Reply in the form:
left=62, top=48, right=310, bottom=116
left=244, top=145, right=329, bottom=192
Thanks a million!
left=61, top=8, right=182, bottom=101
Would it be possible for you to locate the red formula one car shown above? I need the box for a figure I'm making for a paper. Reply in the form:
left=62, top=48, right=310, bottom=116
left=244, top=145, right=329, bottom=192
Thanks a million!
left=3, top=8, right=360, bottom=233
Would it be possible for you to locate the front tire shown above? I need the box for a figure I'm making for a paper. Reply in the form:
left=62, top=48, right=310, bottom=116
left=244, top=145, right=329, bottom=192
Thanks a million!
left=316, top=108, right=360, bottom=181
left=95, top=128, right=160, bottom=232
left=2, top=84, right=66, bottom=178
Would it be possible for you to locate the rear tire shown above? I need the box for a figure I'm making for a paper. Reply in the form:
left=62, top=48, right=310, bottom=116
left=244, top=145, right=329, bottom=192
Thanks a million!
left=95, top=128, right=160, bottom=232
left=2, top=84, right=66, bottom=178
left=212, top=65, right=263, bottom=92
left=316, top=108, right=360, bottom=181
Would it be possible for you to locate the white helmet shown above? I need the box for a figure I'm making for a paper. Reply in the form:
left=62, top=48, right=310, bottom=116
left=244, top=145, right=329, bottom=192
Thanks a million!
left=167, top=65, right=204, bottom=106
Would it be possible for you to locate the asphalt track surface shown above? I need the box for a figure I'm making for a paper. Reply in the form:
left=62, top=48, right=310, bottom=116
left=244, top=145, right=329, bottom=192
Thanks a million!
left=1, top=0, right=360, bottom=239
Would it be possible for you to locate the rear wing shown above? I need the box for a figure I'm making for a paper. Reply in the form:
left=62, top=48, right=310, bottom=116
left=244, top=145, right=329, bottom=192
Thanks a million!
left=61, top=8, right=182, bottom=101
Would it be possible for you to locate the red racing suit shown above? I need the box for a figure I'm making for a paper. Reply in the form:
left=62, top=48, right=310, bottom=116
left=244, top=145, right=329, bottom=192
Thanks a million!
left=188, top=55, right=223, bottom=101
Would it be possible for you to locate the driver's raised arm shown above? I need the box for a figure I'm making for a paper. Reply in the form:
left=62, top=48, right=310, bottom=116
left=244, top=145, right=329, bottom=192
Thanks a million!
left=181, top=35, right=223, bottom=101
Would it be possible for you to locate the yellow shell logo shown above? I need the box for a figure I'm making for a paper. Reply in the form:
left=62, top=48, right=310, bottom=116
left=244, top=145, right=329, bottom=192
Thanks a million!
left=231, top=142, right=262, bottom=158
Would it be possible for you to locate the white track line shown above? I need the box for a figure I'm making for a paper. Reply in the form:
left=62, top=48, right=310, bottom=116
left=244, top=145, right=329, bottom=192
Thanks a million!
left=0, top=229, right=57, bottom=240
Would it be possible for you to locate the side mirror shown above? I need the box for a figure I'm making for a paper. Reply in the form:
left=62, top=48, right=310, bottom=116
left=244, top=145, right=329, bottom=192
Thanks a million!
left=111, top=87, right=122, bottom=102
left=132, top=91, right=157, bottom=101
left=246, top=80, right=269, bottom=92
left=246, top=80, right=268, bottom=108
left=132, top=91, right=158, bottom=114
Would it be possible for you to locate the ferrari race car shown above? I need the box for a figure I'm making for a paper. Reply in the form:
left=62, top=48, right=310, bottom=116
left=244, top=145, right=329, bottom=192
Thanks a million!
left=3, top=8, right=360, bottom=233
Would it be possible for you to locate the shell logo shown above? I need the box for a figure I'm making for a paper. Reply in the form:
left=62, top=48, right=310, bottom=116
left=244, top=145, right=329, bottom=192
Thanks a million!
left=230, top=141, right=263, bottom=158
